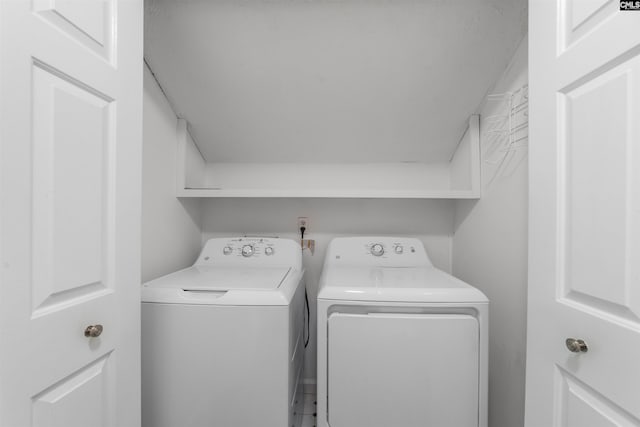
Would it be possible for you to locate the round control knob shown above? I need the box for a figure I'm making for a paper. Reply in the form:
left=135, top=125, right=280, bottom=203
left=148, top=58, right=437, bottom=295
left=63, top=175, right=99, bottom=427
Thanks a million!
left=370, top=243, right=384, bottom=257
left=264, top=247, right=274, bottom=256
left=241, top=245, right=254, bottom=258
left=223, top=246, right=233, bottom=255
left=394, top=245, right=404, bottom=254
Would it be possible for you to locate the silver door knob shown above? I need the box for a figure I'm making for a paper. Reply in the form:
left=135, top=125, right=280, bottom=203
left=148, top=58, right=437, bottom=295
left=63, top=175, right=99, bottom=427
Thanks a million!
left=84, top=324, right=103, bottom=338
left=565, top=338, right=588, bottom=353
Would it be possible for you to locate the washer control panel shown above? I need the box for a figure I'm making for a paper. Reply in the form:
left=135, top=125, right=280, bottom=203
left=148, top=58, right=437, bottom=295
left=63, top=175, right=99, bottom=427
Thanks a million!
left=216, top=238, right=275, bottom=258
left=195, top=237, right=299, bottom=267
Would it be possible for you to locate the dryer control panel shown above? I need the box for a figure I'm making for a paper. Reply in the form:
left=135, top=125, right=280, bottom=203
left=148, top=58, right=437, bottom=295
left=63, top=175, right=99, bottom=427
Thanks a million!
left=195, top=237, right=302, bottom=268
left=324, top=237, right=432, bottom=268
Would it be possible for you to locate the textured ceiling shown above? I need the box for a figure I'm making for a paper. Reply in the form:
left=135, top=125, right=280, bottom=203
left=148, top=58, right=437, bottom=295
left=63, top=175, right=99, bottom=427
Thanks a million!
left=145, top=0, right=527, bottom=163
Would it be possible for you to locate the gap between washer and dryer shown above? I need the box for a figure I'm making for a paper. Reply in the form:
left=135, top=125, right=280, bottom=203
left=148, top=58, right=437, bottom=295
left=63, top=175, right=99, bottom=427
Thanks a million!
left=301, top=385, right=317, bottom=427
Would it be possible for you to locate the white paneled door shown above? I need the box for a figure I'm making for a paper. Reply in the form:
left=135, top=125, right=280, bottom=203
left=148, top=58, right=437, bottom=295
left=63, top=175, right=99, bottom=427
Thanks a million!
left=527, top=1, right=640, bottom=427
left=0, top=0, right=142, bottom=426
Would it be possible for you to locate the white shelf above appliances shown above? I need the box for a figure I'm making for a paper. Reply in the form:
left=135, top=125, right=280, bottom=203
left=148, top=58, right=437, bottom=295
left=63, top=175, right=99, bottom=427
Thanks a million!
left=175, top=115, right=480, bottom=199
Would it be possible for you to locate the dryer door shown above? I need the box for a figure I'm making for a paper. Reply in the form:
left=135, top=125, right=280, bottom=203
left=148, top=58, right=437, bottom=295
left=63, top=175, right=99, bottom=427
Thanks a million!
left=328, top=312, right=479, bottom=427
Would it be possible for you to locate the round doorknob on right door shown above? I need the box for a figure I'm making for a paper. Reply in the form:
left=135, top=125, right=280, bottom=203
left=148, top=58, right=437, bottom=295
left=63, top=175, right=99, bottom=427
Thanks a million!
left=565, top=337, right=588, bottom=353
left=84, top=324, right=103, bottom=338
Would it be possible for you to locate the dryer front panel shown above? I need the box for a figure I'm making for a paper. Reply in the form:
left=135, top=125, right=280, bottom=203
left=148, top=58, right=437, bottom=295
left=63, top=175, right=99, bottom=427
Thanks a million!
left=327, top=312, right=479, bottom=427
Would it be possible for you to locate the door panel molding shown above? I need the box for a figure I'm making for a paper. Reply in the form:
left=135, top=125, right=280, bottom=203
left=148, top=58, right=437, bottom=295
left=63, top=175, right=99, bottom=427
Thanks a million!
left=554, top=365, right=640, bottom=426
left=33, top=0, right=115, bottom=62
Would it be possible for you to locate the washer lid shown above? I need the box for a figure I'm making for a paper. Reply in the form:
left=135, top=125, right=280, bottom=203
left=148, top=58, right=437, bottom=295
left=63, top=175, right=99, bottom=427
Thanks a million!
left=318, top=266, right=488, bottom=303
left=143, top=266, right=292, bottom=291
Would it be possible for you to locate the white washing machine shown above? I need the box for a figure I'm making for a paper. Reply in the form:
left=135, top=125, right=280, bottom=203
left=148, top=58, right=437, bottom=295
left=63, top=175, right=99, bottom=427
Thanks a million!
left=317, top=237, right=488, bottom=427
left=142, top=237, right=306, bottom=427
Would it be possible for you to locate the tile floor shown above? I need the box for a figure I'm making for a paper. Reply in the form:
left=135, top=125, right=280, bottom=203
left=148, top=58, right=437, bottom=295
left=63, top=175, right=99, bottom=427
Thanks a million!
left=300, top=390, right=317, bottom=427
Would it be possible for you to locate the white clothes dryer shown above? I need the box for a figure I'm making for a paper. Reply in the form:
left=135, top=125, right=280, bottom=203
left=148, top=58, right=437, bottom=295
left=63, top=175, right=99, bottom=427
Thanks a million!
left=142, top=237, right=305, bottom=427
left=317, top=237, right=488, bottom=427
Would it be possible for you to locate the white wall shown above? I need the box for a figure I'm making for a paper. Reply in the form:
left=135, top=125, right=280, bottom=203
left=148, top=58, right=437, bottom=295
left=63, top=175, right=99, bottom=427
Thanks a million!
left=452, top=35, right=528, bottom=427
left=142, top=66, right=203, bottom=282
left=201, top=198, right=455, bottom=382
left=145, top=0, right=527, bottom=165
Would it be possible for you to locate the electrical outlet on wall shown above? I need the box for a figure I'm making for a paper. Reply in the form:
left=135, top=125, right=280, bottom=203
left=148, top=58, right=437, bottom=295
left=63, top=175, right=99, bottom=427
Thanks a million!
left=297, top=217, right=309, bottom=230
left=297, top=217, right=313, bottom=254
